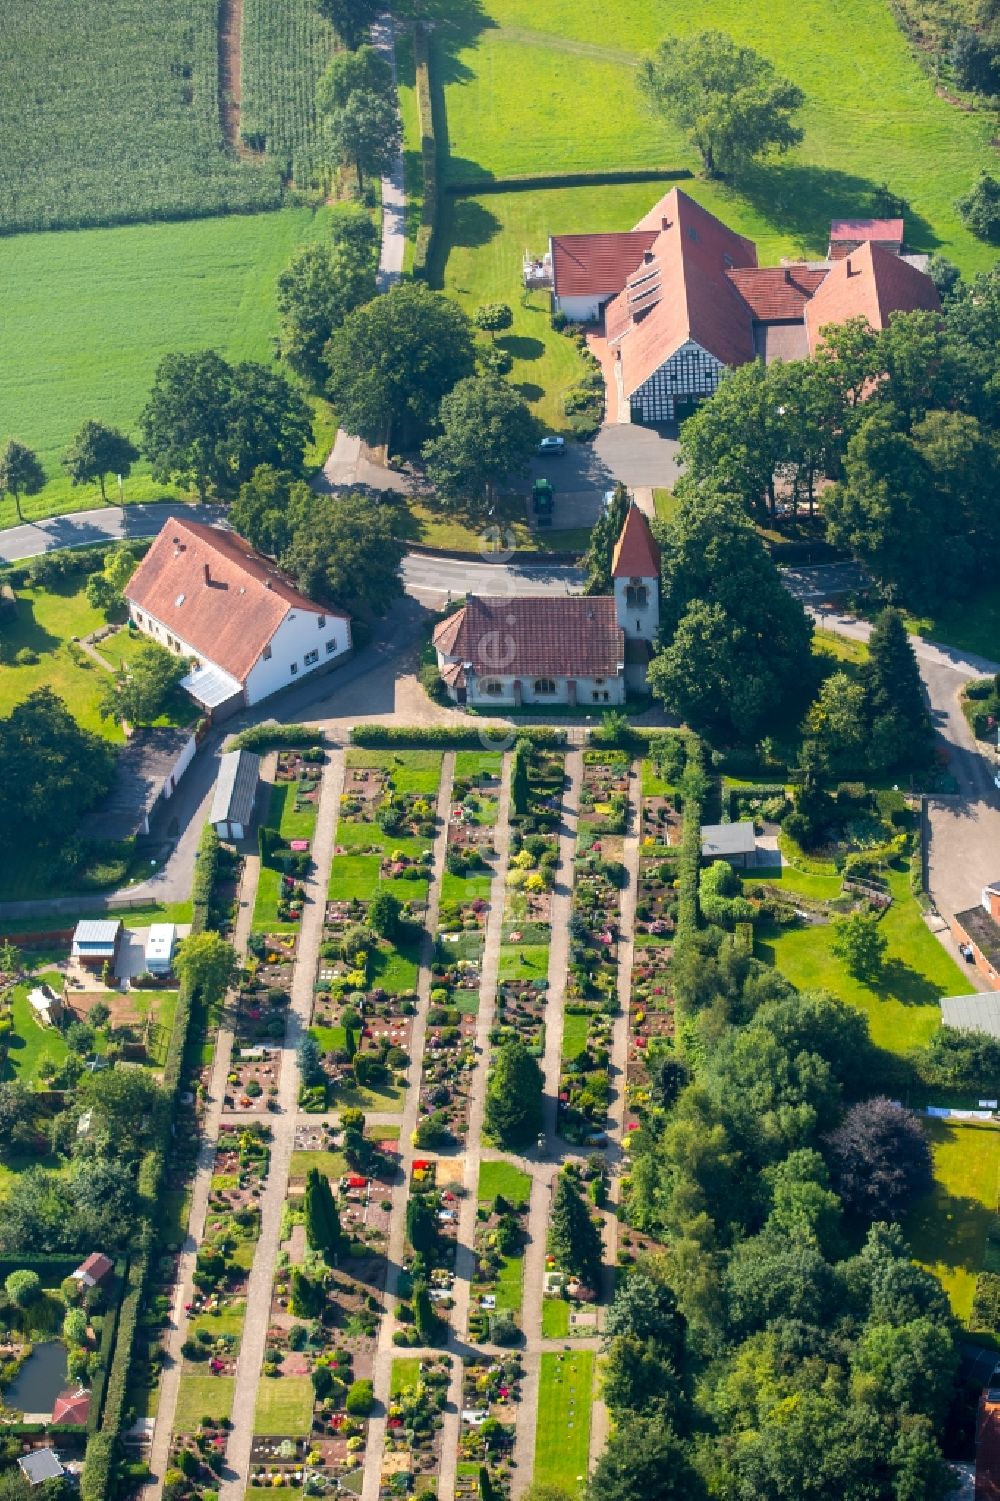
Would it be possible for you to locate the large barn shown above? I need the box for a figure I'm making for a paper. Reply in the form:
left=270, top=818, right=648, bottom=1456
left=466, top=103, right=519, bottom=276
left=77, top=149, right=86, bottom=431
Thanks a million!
left=535, top=189, right=940, bottom=424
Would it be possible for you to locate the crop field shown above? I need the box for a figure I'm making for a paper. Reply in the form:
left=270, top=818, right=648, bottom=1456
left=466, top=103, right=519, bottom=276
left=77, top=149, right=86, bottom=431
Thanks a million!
left=241, top=0, right=337, bottom=184
left=0, top=206, right=333, bottom=529
left=432, top=0, right=997, bottom=273
left=0, top=0, right=282, bottom=237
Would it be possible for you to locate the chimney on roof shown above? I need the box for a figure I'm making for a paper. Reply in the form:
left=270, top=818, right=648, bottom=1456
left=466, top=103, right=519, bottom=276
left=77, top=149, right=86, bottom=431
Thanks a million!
left=784, top=267, right=792, bottom=283
left=661, top=217, right=671, bottom=230
left=643, top=250, right=654, bottom=264
left=264, top=578, right=272, bottom=590
left=203, top=562, right=210, bottom=585
left=845, top=257, right=853, bottom=276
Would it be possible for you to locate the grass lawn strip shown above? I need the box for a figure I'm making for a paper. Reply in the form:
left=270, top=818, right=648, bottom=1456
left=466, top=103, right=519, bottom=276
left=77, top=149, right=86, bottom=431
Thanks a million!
left=906, top=1121, right=1000, bottom=1326
left=253, top=1374, right=316, bottom=1436
left=390, top=1357, right=423, bottom=1397
left=478, top=1160, right=532, bottom=1207
left=533, top=1351, right=594, bottom=1495
left=174, top=1373, right=236, bottom=1432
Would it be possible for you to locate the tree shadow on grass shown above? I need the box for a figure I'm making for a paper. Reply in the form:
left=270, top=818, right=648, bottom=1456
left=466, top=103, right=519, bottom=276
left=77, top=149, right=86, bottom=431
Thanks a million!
left=878, top=955, right=947, bottom=1008
left=498, top=334, right=546, bottom=362
left=514, top=382, right=545, bottom=402
left=439, top=196, right=502, bottom=257
left=732, top=159, right=942, bottom=257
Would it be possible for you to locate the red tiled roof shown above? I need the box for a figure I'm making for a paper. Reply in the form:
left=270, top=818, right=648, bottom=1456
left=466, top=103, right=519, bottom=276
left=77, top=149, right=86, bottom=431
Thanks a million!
left=125, top=519, right=346, bottom=685
left=830, top=218, right=904, bottom=242
left=76, top=1253, right=113, bottom=1282
left=726, top=265, right=829, bottom=322
left=551, top=231, right=658, bottom=299
left=805, top=240, right=940, bottom=351
left=612, top=505, right=661, bottom=578
left=433, top=596, right=624, bottom=678
left=52, top=1391, right=91, bottom=1425
left=613, top=189, right=758, bottom=398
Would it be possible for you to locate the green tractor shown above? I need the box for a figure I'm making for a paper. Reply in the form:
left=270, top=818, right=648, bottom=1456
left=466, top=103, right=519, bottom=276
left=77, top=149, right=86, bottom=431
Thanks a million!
left=531, top=476, right=554, bottom=527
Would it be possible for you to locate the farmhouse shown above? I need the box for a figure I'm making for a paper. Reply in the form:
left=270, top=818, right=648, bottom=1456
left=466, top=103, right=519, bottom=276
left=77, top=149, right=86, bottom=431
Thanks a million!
left=432, top=505, right=660, bottom=707
left=536, top=188, right=939, bottom=423
left=124, top=519, right=351, bottom=717
left=951, top=881, right=1000, bottom=993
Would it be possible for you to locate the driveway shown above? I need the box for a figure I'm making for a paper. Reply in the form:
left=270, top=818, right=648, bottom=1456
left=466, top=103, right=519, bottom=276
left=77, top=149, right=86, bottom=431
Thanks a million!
left=804, top=603, right=1000, bottom=922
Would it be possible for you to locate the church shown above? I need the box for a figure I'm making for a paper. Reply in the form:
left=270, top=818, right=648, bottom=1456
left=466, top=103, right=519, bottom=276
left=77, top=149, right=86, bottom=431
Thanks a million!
left=432, top=505, right=660, bottom=708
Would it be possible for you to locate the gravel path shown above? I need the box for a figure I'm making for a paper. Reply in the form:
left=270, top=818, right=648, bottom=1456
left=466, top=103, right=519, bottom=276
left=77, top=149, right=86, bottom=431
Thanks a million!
left=220, top=749, right=346, bottom=1496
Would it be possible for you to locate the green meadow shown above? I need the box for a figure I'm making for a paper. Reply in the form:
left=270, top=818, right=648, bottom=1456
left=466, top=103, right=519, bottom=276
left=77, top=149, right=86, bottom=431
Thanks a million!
left=0, top=206, right=335, bottom=529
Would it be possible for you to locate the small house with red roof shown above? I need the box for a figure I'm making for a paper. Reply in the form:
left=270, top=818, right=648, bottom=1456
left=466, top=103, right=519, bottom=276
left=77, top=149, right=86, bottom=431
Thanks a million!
left=433, top=505, right=659, bottom=706
left=71, top=1252, right=113, bottom=1289
left=125, top=518, right=351, bottom=717
left=540, top=189, right=938, bottom=424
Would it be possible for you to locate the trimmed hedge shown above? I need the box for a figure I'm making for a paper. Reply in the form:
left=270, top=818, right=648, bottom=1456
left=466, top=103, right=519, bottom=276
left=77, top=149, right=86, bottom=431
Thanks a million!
left=350, top=723, right=566, bottom=748
left=82, top=1434, right=115, bottom=1501
left=412, top=23, right=439, bottom=281
left=447, top=166, right=691, bottom=196
left=191, top=822, right=223, bottom=933
left=676, top=738, right=706, bottom=951
left=224, top=722, right=324, bottom=752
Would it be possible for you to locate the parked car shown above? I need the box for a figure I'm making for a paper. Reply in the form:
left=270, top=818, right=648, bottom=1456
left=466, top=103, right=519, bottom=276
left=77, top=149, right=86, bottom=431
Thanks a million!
left=537, top=435, right=566, bottom=456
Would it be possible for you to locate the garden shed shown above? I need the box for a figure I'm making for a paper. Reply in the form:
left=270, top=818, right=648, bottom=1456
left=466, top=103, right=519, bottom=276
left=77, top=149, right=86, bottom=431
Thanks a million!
left=940, top=993, right=1000, bottom=1039
left=71, top=919, right=122, bottom=970
left=145, top=923, right=176, bottom=974
left=700, top=821, right=758, bottom=868
left=210, top=749, right=261, bottom=840
left=18, top=1450, right=64, bottom=1486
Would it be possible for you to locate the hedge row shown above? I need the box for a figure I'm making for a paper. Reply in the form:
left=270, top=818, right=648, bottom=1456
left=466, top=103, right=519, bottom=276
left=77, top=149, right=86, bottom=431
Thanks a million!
left=349, top=723, right=566, bottom=748
left=676, top=737, right=706, bottom=947
left=224, top=722, right=324, bottom=752
left=447, top=166, right=691, bottom=196
left=412, top=23, right=439, bottom=281
left=85, top=815, right=231, bottom=1493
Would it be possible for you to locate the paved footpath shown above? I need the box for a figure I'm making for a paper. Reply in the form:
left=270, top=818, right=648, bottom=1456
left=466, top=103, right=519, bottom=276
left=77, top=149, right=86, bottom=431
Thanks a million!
left=220, top=748, right=346, bottom=1497
left=437, top=757, right=514, bottom=1498
left=143, top=792, right=267, bottom=1497
left=362, top=756, right=456, bottom=1501
left=511, top=749, right=583, bottom=1496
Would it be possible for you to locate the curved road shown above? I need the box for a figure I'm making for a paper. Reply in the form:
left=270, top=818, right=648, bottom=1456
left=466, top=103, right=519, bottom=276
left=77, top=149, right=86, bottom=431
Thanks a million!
left=1, top=505, right=996, bottom=930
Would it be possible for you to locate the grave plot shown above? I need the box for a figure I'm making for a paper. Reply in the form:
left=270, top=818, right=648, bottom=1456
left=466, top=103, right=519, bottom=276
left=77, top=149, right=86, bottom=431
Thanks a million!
left=252, top=754, right=322, bottom=933
left=340, top=750, right=441, bottom=845
left=420, top=955, right=479, bottom=1149
left=171, top=1127, right=270, bottom=1438
left=383, top=1355, right=452, bottom=1497
left=455, top=1355, right=522, bottom=1499
left=226, top=1044, right=281, bottom=1113
left=396, top=1162, right=459, bottom=1346
left=627, top=781, right=681, bottom=1116
left=559, top=834, right=625, bottom=1142
left=542, top=1160, right=607, bottom=1337
left=468, top=1161, right=531, bottom=1344
left=579, top=749, right=630, bottom=834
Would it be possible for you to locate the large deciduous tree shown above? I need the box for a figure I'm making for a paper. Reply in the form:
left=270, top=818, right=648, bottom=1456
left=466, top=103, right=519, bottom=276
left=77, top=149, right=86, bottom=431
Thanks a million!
left=172, top=932, right=239, bottom=1006
left=140, top=351, right=312, bottom=498
left=422, top=376, right=536, bottom=511
left=483, top=1037, right=543, bottom=1148
left=98, top=638, right=186, bottom=727
left=646, top=486, right=814, bottom=744
left=62, top=421, right=139, bottom=504
left=585, top=1414, right=704, bottom=1501
left=825, top=1097, right=932, bottom=1222
left=831, top=910, right=888, bottom=983
left=0, top=689, right=115, bottom=854
left=277, top=233, right=377, bottom=384
left=317, top=44, right=393, bottom=112
left=638, top=31, right=803, bottom=178
left=325, top=283, right=476, bottom=448
left=0, top=439, right=45, bottom=523
left=324, top=88, right=402, bottom=195
left=313, top=0, right=380, bottom=49
left=281, top=492, right=404, bottom=618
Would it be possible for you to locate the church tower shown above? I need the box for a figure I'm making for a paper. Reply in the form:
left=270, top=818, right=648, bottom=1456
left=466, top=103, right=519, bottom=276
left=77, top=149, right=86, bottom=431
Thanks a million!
left=611, top=503, right=661, bottom=645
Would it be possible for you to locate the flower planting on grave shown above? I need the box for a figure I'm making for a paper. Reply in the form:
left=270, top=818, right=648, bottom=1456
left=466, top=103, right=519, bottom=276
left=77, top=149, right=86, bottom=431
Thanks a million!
left=468, top=1166, right=531, bottom=1344
left=395, top=1164, right=457, bottom=1346
left=383, top=1355, right=452, bottom=1494
left=579, top=749, right=629, bottom=834
left=456, top=1356, right=522, bottom=1498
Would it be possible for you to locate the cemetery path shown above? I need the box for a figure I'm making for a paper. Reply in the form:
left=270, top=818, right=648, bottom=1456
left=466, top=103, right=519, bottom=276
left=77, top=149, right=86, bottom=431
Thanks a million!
left=220, top=749, right=345, bottom=1498
left=362, top=756, right=455, bottom=1501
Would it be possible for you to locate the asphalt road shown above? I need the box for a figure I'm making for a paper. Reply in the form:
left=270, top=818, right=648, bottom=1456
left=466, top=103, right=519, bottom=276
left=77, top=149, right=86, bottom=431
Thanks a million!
left=0, top=501, right=226, bottom=564
left=804, top=605, right=1000, bottom=922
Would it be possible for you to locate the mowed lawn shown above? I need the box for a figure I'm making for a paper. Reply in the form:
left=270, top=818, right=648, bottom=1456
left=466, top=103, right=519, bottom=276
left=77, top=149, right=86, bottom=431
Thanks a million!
left=0, top=581, right=122, bottom=738
left=0, top=205, right=334, bottom=529
left=534, top=1351, right=594, bottom=1496
left=435, top=0, right=996, bottom=272
left=254, top=1374, right=315, bottom=1435
left=478, top=1159, right=532, bottom=1206
left=756, top=866, right=967, bottom=1053
left=174, top=1373, right=235, bottom=1431
left=906, top=1121, right=1000, bottom=1326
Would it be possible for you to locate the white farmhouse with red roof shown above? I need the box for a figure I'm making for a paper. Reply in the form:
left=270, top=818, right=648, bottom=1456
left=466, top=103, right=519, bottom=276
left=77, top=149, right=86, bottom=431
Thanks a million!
left=432, top=505, right=660, bottom=708
left=536, top=188, right=939, bottom=424
left=125, top=518, right=351, bottom=718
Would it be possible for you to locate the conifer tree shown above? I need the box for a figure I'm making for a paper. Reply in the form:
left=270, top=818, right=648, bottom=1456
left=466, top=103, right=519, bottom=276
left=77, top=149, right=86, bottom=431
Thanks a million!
left=550, top=1171, right=603, bottom=1289
left=484, top=1036, right=543, bottom=1148
left=304, top=1167, right=344, bottom=1261
left=862, top=607, right=932, bottom=771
